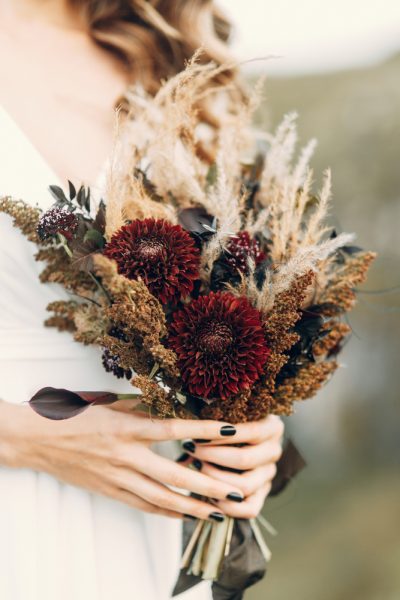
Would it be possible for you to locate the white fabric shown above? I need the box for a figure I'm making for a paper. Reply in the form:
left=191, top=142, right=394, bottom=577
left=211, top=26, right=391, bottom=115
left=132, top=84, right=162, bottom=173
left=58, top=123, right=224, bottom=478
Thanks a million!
left=0, top=104, right=210, bottom=600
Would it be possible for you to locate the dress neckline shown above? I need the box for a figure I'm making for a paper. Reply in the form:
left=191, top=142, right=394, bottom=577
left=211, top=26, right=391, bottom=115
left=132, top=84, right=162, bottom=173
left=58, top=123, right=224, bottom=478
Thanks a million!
left=0, top=103, right=109, bottom=208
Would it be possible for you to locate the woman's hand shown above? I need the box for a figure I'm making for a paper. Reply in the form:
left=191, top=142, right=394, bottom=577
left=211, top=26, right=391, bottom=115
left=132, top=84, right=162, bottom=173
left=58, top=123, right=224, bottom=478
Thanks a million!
left=178, top=415, right=284, bottom=519
left=0, top=400, right=280, bottom=522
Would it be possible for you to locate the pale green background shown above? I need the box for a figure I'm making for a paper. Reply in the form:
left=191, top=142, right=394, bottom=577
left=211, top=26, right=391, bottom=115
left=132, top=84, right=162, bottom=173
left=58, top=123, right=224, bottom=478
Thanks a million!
left=247, top=53, right=400, bottom=600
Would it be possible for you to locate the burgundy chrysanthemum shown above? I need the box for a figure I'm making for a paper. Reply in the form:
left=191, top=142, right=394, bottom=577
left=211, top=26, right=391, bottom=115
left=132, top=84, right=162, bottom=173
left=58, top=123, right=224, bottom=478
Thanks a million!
left=37, top=207, right=78, bottom=241
left=225, top=231, right=266, bottom=272
left=104, top=218, right=200, bottom=304
left=168, top=292, right=270, bottom=400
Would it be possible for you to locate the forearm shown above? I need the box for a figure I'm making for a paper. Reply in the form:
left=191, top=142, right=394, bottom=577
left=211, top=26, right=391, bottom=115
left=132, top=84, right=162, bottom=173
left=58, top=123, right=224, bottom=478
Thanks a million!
left=0, top=400, right=41, bottom=469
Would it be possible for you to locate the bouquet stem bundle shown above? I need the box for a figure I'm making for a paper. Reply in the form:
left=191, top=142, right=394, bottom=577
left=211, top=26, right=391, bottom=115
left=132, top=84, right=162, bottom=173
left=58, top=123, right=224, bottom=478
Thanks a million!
left=181, top=515, right=273, bottom=580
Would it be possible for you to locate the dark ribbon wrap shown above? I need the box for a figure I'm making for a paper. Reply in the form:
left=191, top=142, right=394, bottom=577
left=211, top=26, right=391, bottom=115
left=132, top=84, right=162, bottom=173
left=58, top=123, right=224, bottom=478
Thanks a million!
left=172, top=439, right=306, bottom=600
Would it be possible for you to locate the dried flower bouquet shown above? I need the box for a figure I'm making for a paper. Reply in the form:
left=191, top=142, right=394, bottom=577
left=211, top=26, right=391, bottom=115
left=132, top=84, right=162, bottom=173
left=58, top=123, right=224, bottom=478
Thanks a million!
left=0, top=55, right=375, bottom=600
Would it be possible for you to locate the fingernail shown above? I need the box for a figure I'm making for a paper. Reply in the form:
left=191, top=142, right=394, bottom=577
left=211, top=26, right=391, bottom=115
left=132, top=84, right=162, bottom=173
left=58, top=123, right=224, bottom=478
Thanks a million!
left=184, top=514, right=196, bottom=520
left=192, top=459, right=202, bottom=471
left=176, top=452, right=189, bottom=463
left=194, top=439, right=211, bottom=444
left=209, top=512, right=225, bottom=522
left=220, top=425, right=236, bottom=436
left=182, top=441, right=195, bottom=453
left=226, top=492, right=244, bottom=503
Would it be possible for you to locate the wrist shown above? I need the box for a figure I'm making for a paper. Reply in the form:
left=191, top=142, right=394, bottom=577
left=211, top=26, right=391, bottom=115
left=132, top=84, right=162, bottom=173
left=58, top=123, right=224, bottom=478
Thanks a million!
left=0, top=400, right=41, bottom=469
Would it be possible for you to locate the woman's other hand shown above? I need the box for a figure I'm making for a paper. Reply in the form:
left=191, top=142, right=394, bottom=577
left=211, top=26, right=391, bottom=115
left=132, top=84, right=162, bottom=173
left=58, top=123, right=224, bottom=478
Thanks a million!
left=179, top=415, right=284, bottom=519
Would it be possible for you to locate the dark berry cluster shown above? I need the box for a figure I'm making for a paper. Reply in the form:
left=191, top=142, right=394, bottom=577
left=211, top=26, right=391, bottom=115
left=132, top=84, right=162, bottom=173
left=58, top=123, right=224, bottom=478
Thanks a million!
left=37, top=207, right=78, bottom=241
left=101, top=348, right=132, bottom=380
left=225, top=231, right=265, bottom=272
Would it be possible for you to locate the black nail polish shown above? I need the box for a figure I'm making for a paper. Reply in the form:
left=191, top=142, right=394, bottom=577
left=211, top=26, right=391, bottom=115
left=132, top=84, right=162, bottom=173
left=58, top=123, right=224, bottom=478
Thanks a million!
left=176, top=452, right=189, bottom=463
left=226, top=492, right=244, bottom=503
left=182, top=441, right=195, bottom=453
left=220, top=425, right=236, bottom=436
left=192, top=459, right=202, bottom=471
left=194, top=439, right=211, bottom=444
left=209, top=512, right=225, bottom=522
left=184, top=514, right=196, bottom=520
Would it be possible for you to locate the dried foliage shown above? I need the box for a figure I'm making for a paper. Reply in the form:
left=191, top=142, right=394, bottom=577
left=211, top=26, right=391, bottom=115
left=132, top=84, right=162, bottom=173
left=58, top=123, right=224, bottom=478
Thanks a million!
left=131, top=375, right=178, bottom=418
left=316, top=251, right=377, bottom=315
left=73, top=303, right=109, bottom=345
left=37, top=246, right=95, bottom=294
left=0, top=196, right=42, bottom=243
left=312, top=322, right=352, bottom=359
left=273, top=361, right=339, bottom=415
left=93, top=255, right=179, bottom=380
left=44, top=300, right=78, bottom=333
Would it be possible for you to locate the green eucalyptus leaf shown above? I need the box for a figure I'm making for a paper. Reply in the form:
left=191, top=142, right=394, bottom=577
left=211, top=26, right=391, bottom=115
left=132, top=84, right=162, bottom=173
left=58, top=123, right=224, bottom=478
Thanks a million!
left=83, top=228, right=105, bottom=248
left=68, top=180, right=77, bottom=200
left=49, top=185, right=68, bottom=205
left=92, top=200, right=106, bottom=234
left=84, top=187, right=91, bottom=213
left=76, top=186, right=85, bottom=208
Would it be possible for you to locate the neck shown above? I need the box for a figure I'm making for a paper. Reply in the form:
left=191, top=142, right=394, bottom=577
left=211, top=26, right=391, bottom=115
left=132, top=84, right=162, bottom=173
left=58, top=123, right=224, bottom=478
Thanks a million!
left=0, top=0, right=85, bottom=31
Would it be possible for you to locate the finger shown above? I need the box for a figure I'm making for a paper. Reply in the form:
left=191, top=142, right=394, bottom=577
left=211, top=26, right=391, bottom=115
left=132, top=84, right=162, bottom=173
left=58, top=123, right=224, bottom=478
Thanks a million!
left=112, top=487, right=182, bottom=519
left=187, top=439, right=283, bottom=471
left=137, top=450, right=244, bottom=503
left=131, top=414, right=238, bottom=443
left=117, top=468, right=226, bottom=522
left=193, top=415, right=284, bottom=446
left=216, top=482, right=272, bottom=519
left=200, top=462, right=277, bottom=498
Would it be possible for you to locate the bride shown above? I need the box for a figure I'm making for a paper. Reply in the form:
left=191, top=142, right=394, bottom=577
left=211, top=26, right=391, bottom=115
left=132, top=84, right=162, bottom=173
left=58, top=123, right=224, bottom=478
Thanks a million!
left=0, top=1, right=284, bottom=599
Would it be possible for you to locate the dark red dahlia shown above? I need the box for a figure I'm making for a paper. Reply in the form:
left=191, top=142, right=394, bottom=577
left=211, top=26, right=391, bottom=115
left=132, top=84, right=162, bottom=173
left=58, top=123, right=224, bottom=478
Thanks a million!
left=225, top=231, right=266, bottom=272
left=104, top=218, right=200, bottom=304
left=168, top=292, right=270, bottom=400
left=37, top=207, right=78, bottom=241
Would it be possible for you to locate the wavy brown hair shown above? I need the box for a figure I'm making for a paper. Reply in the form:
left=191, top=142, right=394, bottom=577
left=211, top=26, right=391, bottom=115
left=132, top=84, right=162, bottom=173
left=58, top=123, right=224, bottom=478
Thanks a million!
left=69, top=0, right=236, bottom=102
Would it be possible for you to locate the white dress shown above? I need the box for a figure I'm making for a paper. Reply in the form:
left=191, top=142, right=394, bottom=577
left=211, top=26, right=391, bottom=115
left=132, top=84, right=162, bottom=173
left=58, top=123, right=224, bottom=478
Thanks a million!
left=0, top=105, right=210, bottom=600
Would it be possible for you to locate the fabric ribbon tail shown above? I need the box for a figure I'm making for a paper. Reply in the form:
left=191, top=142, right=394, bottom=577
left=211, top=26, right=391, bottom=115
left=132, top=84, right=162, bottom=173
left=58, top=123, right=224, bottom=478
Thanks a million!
left=172, top=569, right=203, bottom=597
left=172, top=520, right=203, bottom=597
left=210, top=519, right=266, bottom=600
left=172, top=519, right=266, bottom=599
left=269, top=438, right=307, bottom=496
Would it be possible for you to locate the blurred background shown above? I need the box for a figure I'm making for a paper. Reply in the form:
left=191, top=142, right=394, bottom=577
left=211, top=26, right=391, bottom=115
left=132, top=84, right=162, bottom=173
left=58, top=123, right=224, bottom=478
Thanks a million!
left=218, top=1, right=400, bottom=598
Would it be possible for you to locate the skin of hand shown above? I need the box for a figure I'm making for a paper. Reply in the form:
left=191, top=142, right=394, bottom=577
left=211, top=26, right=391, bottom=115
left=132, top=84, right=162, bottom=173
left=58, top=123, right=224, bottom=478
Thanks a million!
left=177, top=415, right=284, bottom=519
left=0, top=400, right=283, bottom=521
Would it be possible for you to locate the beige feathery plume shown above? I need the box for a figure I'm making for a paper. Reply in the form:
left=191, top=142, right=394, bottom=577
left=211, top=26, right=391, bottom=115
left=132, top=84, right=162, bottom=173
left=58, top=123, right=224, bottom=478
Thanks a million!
left=120, top=52, right=222, bottom=206
left=302, top=169, right=333, bottom=246
left=231, top=232, right=355, bottom=313
left=260, top=112, right=299, bottom=194
left=104, top=112, right=131, bottom=239
left=266, top=233, right=355, bottom=306
left=256, top=114, right=326, bottom=263
left=105, top=109, right=178, bottom=240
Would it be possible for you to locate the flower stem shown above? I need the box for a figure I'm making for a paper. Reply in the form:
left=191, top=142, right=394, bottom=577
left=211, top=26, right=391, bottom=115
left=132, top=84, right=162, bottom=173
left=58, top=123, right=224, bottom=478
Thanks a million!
left=88, top=271, right=112, bottom=305
left=116, top=393, right=142, bottom=400
left=57, top=233, right=72, bottom=257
